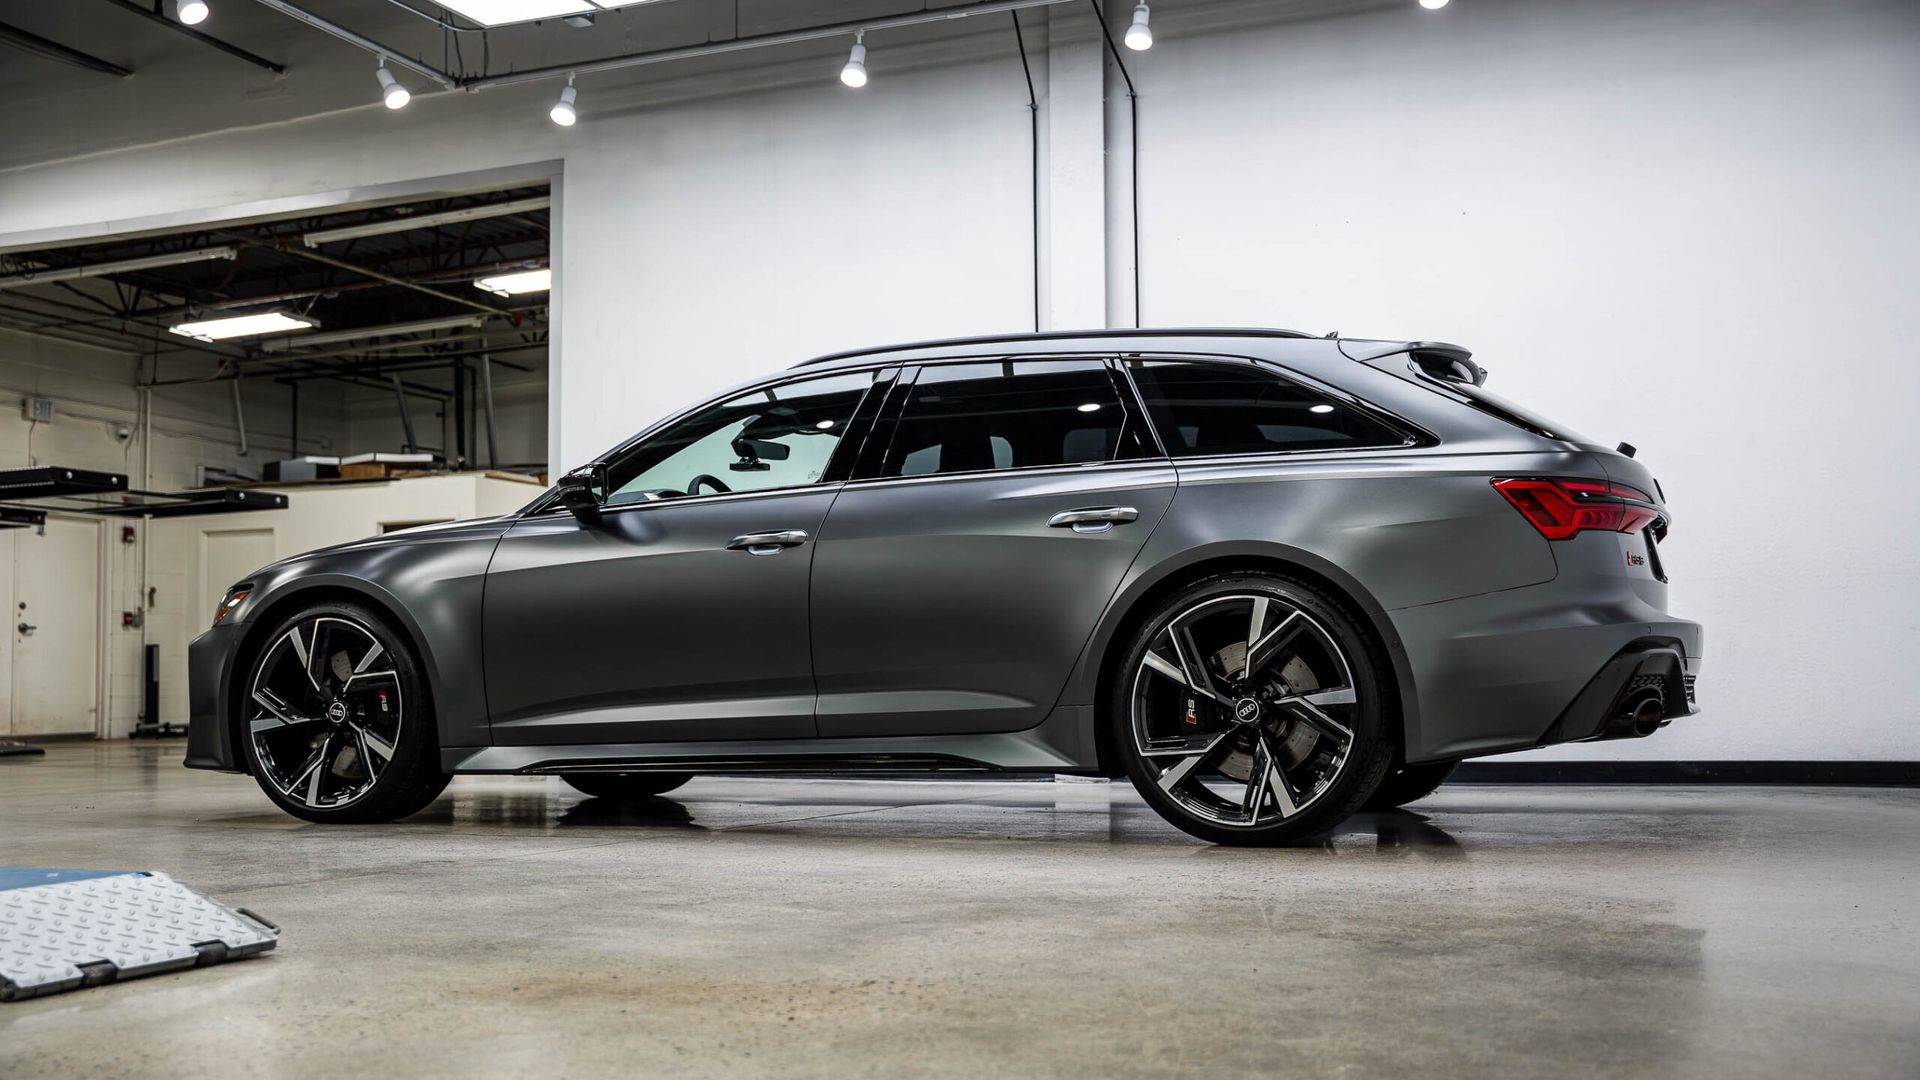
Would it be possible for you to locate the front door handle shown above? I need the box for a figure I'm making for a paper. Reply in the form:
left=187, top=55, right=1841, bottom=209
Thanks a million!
left=16, top=622, right=35, bottom=636
left=726, top=529, right=809, bottom=556
left=1047, top=506, right=1140, bottom=534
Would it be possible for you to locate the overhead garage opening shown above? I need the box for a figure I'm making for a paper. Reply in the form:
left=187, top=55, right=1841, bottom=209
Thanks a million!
left=0, top=180, right=552, bottom=481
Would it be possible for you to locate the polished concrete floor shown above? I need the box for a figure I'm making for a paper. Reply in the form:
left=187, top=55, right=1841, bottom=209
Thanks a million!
left=3, top=742, right=1917, bottom=1079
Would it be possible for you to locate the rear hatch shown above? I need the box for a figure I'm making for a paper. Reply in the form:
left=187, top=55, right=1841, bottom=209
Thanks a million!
left=1345, top=339, right=1675, bottom=586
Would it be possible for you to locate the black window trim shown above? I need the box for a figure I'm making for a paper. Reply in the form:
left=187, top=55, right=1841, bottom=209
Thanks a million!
left=848, top=354, right=1167, bottom=486
left=1117, top=352, right=1436, bottom=463
left=527, top=362, right=896, bottom=517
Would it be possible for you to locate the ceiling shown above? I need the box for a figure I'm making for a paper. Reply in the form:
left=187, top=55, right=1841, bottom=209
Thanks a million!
left=0, top=183, right=551, bottom=391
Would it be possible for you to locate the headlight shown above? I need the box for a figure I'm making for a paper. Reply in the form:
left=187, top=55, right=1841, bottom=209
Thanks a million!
left=212, top=585, right=251, bottom=627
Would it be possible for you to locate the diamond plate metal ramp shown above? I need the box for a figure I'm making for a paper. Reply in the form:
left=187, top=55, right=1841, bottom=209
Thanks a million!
left=1, top=869, right=278, bottom=1001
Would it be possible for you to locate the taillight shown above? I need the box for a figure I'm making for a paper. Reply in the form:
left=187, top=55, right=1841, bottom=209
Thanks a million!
left=1492, top=477, right=1662, bottom=541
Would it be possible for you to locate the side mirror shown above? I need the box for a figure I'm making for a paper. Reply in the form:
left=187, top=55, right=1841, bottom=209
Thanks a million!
left=556, top=462, right=608, bottom=523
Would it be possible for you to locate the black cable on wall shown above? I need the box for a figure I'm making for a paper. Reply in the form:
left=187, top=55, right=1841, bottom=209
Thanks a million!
left=1011, top=11, right=1041, bottom=333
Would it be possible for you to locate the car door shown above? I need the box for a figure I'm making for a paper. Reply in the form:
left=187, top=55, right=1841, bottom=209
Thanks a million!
left=809, top=357, right=1177, bottom=737
left=483, top=368, right=885, bottom=746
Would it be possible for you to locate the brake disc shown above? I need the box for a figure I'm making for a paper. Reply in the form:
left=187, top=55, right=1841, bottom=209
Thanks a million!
left=1213, top=650, right=1322, bottom=781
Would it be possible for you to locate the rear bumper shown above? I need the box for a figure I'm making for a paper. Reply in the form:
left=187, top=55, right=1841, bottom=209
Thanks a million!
left=1537, top=641, right=1700, bottom=746
left=1387, top=578, right=1703, bottom=762
left=184, top=623, right=244, bottom=773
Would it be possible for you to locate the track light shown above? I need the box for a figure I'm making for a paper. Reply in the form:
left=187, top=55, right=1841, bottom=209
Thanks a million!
left=173, top=0, right=210, bottom=25
left=841, top=31, right=868, bottom=88
left=376, top=59, right=410, bottom=110
left=550, top=74, right=578, bottom=126
left=1124, top=3, right=1152, bottom=50
left=1419, top=0, right=1450, bottom=8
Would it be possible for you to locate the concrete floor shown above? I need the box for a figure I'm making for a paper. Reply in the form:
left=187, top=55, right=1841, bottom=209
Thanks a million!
left=3, top=742, right=1917, bottom=1079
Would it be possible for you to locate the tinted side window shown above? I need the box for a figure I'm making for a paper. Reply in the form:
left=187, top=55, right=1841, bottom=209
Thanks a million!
left=1128, top=360, right=1407, bottom=457
left=881, top=361, right=1149, bottom=478
left=603, top=370, right=875, bottom=505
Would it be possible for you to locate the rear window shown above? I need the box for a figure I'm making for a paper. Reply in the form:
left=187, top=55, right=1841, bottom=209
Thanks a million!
left=1128, top=360, right=1409, bottom=457
left=1418, top=369, right=1590, bottom=443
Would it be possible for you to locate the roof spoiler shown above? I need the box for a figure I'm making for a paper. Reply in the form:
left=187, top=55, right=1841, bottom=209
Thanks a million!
left=1338, top=339, right=1485, bottom=386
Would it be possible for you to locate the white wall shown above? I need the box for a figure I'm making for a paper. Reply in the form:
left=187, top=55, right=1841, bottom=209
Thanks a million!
left=1, top=0, right=1915, bottom=759
left=1133, top=0, right=1920, bottom=761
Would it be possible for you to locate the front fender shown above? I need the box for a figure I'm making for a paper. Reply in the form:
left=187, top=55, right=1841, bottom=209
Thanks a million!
left=206, top=525, right=505, bottom=761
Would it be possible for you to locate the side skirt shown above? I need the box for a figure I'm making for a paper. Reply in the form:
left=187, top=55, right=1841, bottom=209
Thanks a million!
left=443, top=707, right=1100, bottom=776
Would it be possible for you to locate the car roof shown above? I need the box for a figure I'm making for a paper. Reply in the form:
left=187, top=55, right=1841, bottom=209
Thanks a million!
left=790, top=327, right=1352, bottom=370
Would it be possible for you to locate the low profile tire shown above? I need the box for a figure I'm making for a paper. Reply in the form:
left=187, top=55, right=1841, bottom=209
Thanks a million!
left=561, top=773, right=692, bottom=801
left=1362, top=761, right=1458, bottom=811
left=239, top=600, right=449, bottom=824
left=1112, top=573, right=1396, bottom=847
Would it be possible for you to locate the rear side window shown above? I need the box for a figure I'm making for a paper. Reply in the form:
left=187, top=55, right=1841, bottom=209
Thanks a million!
left=881, top=360, right=1149, bottom=478
left=1128, top=360, right=1408, bottom=457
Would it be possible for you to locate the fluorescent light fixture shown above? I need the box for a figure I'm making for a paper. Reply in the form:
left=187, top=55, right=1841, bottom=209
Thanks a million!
left=301, top=196, right=551, bottom=247
left=169, top=311, right=317, bottom=343
left=435, top=0, right=664, bottom=27
left=173, top=0, right=210, bottom=25
left=1419, top=0, right=1450, bottom=8
left=473, top=268, right=551, bottom=296
left=550, top=75, right=578, bottom=126
left=1076, top=403, right=1102, bottom=413
left=434, top=1, right=591, bottom=27
left=376, top=60, right=410, bottom=109
left=1124, top=3, right=1152, bottom=50
left=0, top=246, right=236, bottom=291
left=841, top=32, right=868, bottom=88
left=260, top=314, right=486, bottom=352
left=1309, top=403, right=1335, bottom=414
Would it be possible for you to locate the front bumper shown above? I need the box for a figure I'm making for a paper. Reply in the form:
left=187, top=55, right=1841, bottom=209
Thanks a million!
left=184, top=623, right=244, bottom=772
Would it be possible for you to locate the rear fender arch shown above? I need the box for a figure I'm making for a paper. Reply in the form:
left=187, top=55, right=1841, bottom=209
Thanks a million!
left=1063, top=541, right=1421, bottom=776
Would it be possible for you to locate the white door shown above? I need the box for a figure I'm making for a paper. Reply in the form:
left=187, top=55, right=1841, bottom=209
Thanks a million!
left=10, top=517, right=102, bottom=736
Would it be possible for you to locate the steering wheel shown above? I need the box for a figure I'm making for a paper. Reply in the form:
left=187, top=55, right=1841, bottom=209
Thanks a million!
left=687, top=473, right=732, bottom=495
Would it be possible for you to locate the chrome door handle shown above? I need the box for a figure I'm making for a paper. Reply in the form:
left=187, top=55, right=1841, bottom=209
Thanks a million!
left=1047, top=506, right=1139, bottom=534
left=16, top=622, right=35, bottom=636
left=726, top=530, right=809, bottom=556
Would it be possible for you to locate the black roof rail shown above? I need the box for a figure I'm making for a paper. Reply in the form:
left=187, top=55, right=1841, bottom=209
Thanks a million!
left=792, top=327, right=1318, bottom=368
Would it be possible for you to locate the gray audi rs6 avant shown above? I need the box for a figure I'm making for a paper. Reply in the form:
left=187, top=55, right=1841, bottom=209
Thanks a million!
left=187, top=329, right=1701, bottom=845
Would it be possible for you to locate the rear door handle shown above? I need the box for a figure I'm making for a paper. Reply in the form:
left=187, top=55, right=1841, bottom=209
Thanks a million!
left=726, top=529, right=809, bottom=556
left=1047, top=506, right=1139, bottom=534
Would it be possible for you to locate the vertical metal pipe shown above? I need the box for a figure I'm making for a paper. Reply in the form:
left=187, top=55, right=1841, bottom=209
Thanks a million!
left=231, top=378, right=248, bottom=456
left=289, top=381, right=301, bottom=455
left=451, top=361, right=467, bottom=468
left=479, top=353, right=500, bottom=469
left=391, top=374, right=417, bottom=453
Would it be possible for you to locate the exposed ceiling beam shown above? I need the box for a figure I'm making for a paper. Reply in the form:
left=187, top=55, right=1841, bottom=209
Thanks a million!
left=267, top=242, right=512, bottom=318
left=260, top=314, right=487, bottom=351
left=0, top=247, right=238, bottom=291
left=0, top=21, right=133, bottom=78
left=95, top=0, right=286, bottom=74
left=301, top=197, right=553, bottom=247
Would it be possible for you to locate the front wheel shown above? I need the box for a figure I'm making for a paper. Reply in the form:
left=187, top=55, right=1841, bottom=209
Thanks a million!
left=1112, top=574, right=1395, bottom=846
left=239, top=601, right=449, bottom=824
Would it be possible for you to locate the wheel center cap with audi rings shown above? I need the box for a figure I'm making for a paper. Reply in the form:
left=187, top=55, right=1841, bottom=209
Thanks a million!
left=1232, top=697, right=1263, bottom=725
left=326, top=700, right=349, bottom=726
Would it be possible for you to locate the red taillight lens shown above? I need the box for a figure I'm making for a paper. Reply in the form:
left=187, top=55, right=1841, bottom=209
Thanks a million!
left=1492, top=478, right=1662, bottom=541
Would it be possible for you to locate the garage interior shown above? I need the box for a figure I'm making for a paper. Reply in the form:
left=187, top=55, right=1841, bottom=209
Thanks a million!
left=1, top=0, right=1916, bottom=1077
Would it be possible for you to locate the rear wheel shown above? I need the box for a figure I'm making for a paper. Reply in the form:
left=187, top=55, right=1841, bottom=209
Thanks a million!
left=239, top=601, right=449, bottom=824
left=1361, top=761, right=1458, bottom=811
left=1112, top=573, right=1395, bottom=846
left=562, top=773, right=692, bottom=801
